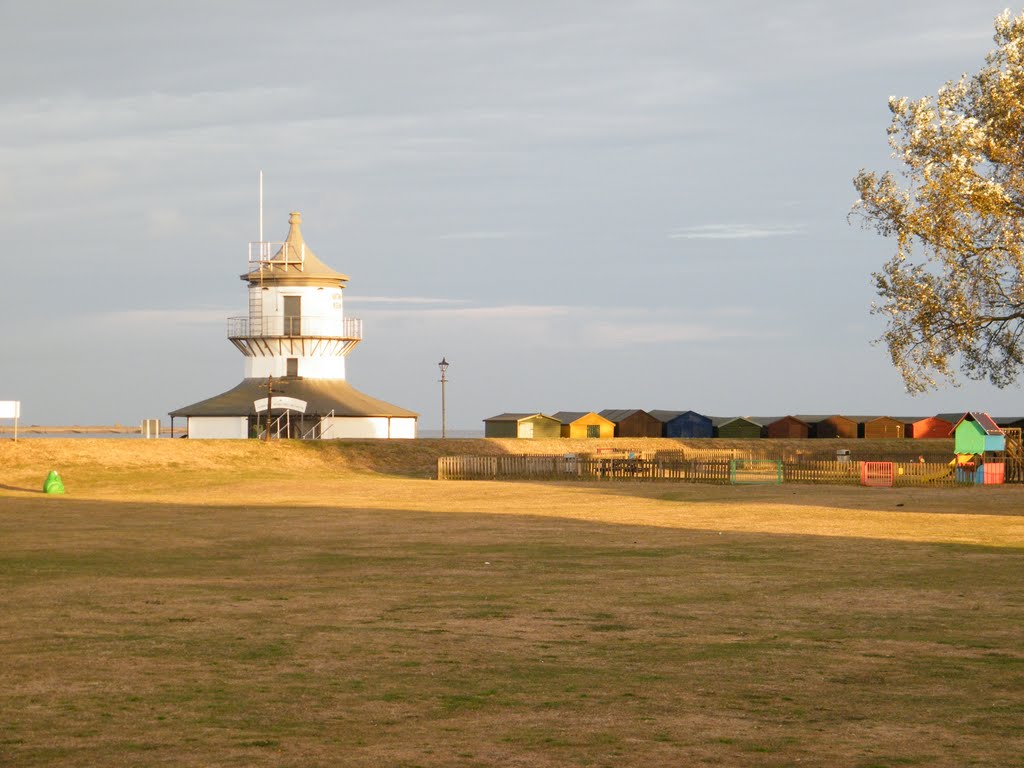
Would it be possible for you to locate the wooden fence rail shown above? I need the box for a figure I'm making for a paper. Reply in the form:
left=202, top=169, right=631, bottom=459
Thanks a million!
left=437, top=456, right=971, bottom=487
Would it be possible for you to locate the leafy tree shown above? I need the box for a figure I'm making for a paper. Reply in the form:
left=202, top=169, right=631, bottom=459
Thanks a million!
left=852, top=10, right=1024, bottom=393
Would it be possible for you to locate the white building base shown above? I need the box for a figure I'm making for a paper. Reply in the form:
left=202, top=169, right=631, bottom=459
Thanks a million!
left=185, top=415, right=417, bottom=439
left=187, top=416, right=249, bottom=439
left=320, top=416, right=416, bottom=439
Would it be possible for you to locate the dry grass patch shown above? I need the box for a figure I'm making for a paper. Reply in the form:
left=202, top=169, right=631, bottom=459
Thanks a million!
left=0, top=440, right=1022, bottom=766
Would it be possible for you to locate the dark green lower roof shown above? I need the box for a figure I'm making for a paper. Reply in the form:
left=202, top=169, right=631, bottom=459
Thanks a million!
left=169, top=378, right=418, bottom=419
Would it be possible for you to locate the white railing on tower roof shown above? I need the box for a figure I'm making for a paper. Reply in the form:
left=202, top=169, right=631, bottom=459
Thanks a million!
left=247, top=240, right=305, bottom=274
left=227, top=315, right=362, bottom=340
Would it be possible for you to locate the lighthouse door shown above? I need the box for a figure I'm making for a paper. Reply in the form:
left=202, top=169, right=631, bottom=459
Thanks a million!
left=284, top=296, right=301, bottom=336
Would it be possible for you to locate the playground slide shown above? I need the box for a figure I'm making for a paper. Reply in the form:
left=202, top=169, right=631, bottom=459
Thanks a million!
left=897, top=460, right=956, bottom=484
left=920, top=464, right=954, bottom=482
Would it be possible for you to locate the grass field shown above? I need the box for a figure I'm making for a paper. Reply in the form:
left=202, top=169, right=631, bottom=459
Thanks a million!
left=1, top=439, right=1022, bottom=767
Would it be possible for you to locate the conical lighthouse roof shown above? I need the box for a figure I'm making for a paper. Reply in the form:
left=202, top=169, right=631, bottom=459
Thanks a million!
left=243, top=211, right=350, bottom=286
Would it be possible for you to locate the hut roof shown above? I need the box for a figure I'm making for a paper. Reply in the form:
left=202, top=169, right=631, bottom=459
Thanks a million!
left=712, top=416, right=780, bottom=427
left=794, top=414, right=827, bottom=424
left=993, top=416, right=1024, bottom=426
left=952, top=412, right=1003, bottom=435
left=649, top=409, right=710, bottom=423
left=550, top=411, right=589, bottom=424
left=598, top=409, right=651, bottom=423
left=746, top=416, right=786, bottom=427
left=894, top=415, right=952, bottom=425
left=795, top=414, right=857, bottom=424
left=169, top=377, right=417, bottom=418
left=550, top=411, right=610, bottom=425
left=846, top=415, right=913, bottom=425
left=713, top=416, right=761, bottom=427
left=764, top=415, right=811, bottom=428
left=648, top=410, right=683, bottom=422
left=484, top=412, right=552, bottom=423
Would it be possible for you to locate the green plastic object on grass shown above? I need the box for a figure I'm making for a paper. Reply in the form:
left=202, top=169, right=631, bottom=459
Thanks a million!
left=43, top=470, right=65, bottom=495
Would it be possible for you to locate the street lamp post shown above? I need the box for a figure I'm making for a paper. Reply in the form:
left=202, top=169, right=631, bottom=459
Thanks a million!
left=258, top=375, right=287, bottom=442
left=438, top=357, right=449, bottom=439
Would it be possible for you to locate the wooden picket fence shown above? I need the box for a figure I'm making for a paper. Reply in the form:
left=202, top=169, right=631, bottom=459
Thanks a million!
left=437, top=455, right=963, bottom=487
left=436, top=455, right=730, bottom=482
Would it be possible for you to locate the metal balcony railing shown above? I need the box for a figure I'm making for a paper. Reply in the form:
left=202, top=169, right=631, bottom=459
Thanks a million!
left=227, top=315, right=362, bottom=340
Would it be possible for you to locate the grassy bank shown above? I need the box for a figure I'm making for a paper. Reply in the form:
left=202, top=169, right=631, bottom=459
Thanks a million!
left=0, top=436, right=955, bottom=486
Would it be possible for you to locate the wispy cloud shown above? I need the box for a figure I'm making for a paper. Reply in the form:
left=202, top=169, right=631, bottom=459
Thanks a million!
left=437, top=231, right=523, bottom=241
left=88, top=309, right=230, bottom=327
left=345, top=295, right=471, bottom=305
left=583, top=321, right=755, bottom=346
left=708, top=305, right=757, bottom=318
left=362, top=303, right=572, bottom=320
left=360, top=300, right=775, bottom=349
left=668, top=224, right=804, bottom=240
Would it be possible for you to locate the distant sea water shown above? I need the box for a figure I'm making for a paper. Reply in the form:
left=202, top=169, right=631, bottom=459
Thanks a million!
left=417, top=429, right=483, bottom=439
left=8, top=429, right=484, bottom=439
left=10, top=432, right=152, bottom=439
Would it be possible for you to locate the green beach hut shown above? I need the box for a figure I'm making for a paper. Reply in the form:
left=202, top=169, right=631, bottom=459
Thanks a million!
left=483, top=413, right=562, bottom=439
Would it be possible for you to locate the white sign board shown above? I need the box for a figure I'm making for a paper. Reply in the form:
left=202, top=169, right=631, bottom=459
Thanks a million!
left=253, top=396, right=308, bottom=414
left=0, top=400, right=20, bottom=418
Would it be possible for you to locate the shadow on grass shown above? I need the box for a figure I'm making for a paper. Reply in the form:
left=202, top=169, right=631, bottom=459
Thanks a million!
left=0, top=483, right=45, bottom=494
left=321, top=436, right=1010, bottom=518
left=3, top=492, right=1022, bottom=767
left=571, top=478, right=1024, bottom=518
left=299, top=437, right=957, bottom=479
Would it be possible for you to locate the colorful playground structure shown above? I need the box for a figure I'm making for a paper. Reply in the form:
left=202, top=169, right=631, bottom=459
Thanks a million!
left=853, top=412, right=1015, bottom=487
left=949, top=412, right=1008, bottom=484
left=726, top=413, right=1019, bottom=487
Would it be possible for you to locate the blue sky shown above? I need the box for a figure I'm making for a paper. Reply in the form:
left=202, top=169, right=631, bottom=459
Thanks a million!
left=2, top=1, right=1021, bottom=430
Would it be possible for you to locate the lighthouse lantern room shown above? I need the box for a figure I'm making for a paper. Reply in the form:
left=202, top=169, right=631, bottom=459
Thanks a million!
left=170, top=207, right=417, bottom=439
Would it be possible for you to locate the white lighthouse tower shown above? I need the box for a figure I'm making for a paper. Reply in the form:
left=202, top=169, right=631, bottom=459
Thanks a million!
left=170, top=209, right=418, bottom=439
left=230, top=211, right=360, bottom=381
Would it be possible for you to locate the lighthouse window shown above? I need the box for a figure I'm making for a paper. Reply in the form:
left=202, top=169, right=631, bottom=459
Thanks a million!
left=286, top=358, right=298, bottom=377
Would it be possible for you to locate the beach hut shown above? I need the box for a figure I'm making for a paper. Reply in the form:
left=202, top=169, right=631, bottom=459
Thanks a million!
left=598, top=409, right=662, bottom=438
left=796, top=415, right=859, bottom=439
left=763, top=415, right=811, bottom=439
left=993, top=416, right=1024, bottom=430
left=551, top=411, right=615, bottom=439
left=856, top=416, right=905, bottom=439
left=713, top=417, right=763, bottom=439
left=904, top=416, right=954, bottom=439
left=649, top=410, right=714, bottom=438
left=952, top=412, right=1005, bottom=454
left=483, top=413, right=562, bottom=439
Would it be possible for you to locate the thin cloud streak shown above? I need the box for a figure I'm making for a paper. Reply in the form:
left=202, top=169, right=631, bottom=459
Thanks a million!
left=345, top=296, right=471, bottom=305
left=360, top=301, right=771, bottom=349
left=363, top=303, right=573, bottom=320
left=583, top=322, right=765, bottom=346
left=437, top=231, right=523, bottom=241
left=88, top=309, right=231, bottom=327
left=669, top=224, right=805, bottom=240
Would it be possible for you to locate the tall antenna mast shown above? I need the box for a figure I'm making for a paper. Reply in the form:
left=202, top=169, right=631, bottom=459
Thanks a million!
left=258, top=170, right=264, bottom=256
